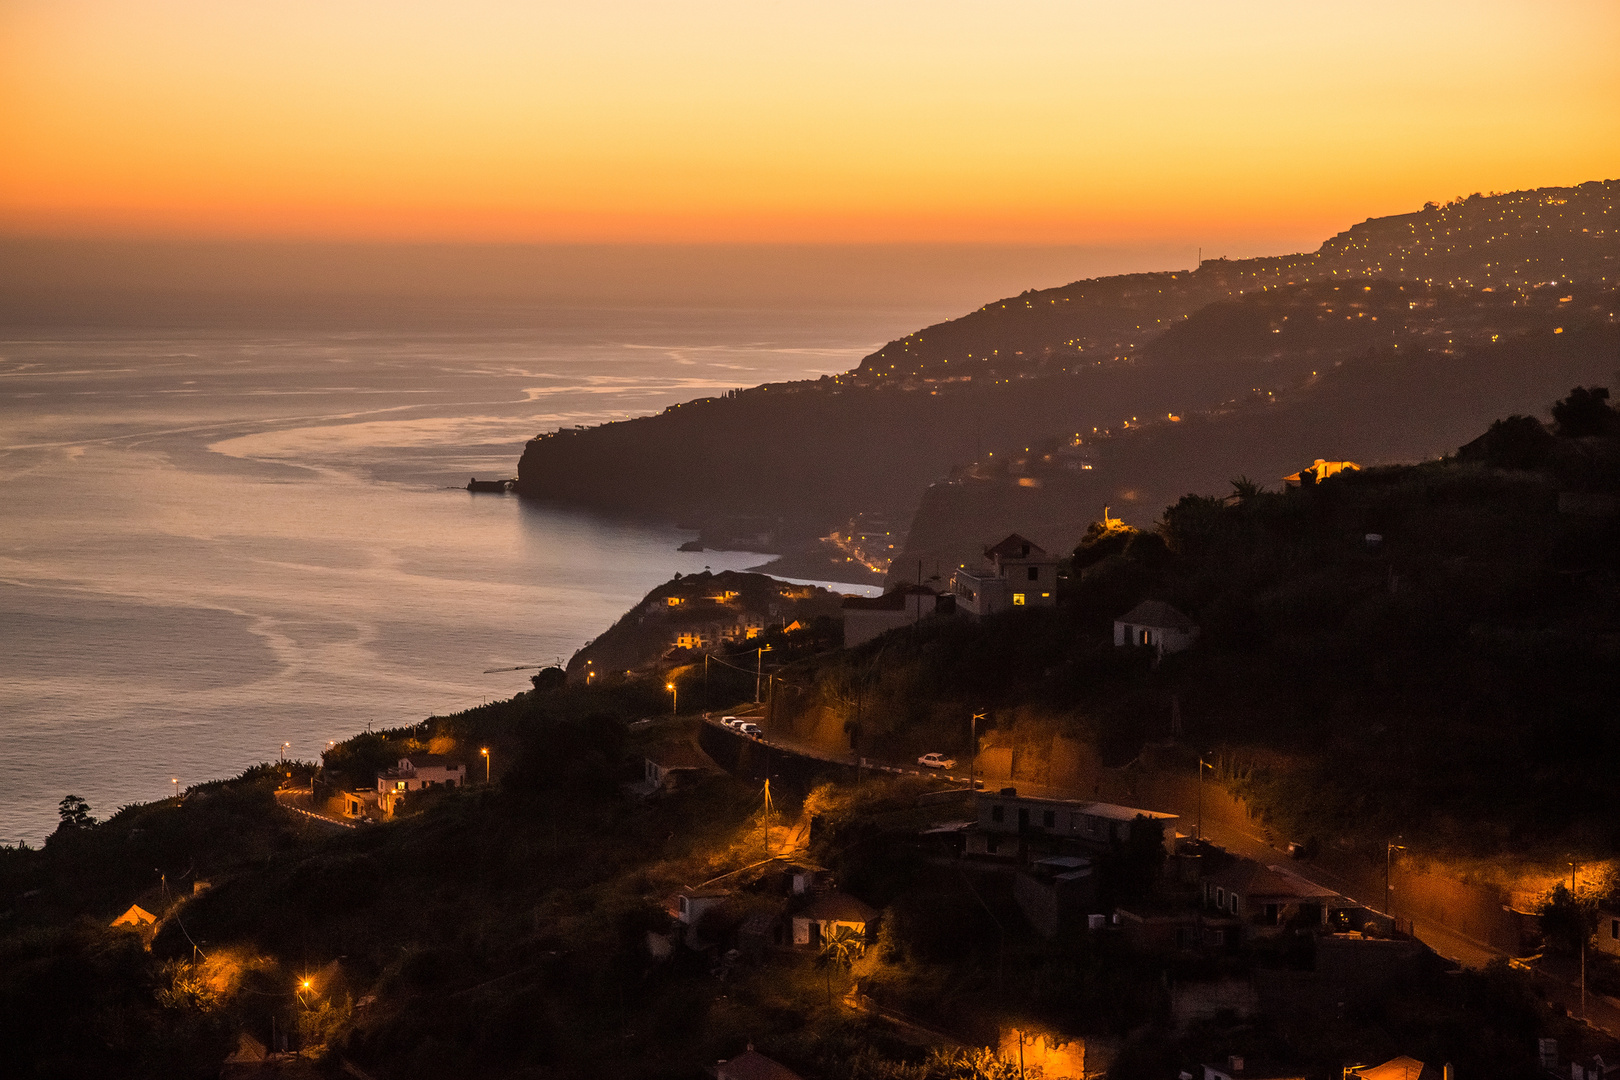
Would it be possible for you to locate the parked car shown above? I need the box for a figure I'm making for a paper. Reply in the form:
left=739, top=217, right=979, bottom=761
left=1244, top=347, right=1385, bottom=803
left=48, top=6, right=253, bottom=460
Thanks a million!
left=917, top=753, right=956, bottom=769
left=738, top=723, right=764, bottom=738
left=720, top=716, right=742, bottom=728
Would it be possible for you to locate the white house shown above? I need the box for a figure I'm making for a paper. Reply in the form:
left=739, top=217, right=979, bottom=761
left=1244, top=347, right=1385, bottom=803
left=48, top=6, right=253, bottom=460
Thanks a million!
left=668, top=885, right=732, bottom=946
left=951, top=534, right=1060, bottom=617
left=967, top=788, right=1178, bottom=859
left=1283, top=458, right=1360, bottom=488
left=791, top=890, right=877, bottom=949
left=642, top=743, right=715, bottom=792
left=1113, top=600, right=1200, bottom=655
left=841, top=584, right=953, bottom=647
left=376, top=754, right=466, bottom=816
left=1599, top=906, right=1620, bottom=960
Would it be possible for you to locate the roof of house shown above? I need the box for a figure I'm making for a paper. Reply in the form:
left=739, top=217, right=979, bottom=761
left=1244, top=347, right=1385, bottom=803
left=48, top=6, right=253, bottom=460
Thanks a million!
left=796, top=890, right=878, bottom=924
left=646, top=743, right=715, bottom=771
left=1353, top=1056, right=1433, bottom=1080
left=1283, top=459, right=1361, bottom=484
left=110, top=903, right=157, bottom=927
left=677, top=885, right=733, bottom=901
left=1115, top=600, right=1197, bottom=631
left=977, top=790, right=1178, bottom=821
left=1208, top=859, right=1343, bottom=902
left=394, top=754, right=462, bottom=770
left=714, top=1048, right=805, bottom=1080
left=841, top=584, right=939, bottom=611
left=985, top=533, right=1050, bottom=560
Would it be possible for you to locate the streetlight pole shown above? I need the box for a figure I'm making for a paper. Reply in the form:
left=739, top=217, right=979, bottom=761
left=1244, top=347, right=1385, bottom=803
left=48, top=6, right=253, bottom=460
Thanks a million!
left=171, top=777, right=179, bottom=800
left=755, top=645, right=772, bottom=704
left=280, top=742, right=290, bottom=764
left=1198, top=757, right=1214, bottom=840
left=970, top=712, right=985, bottom=792
left=480, top=747, right=490, bottom=784
left=1569, top=858, right=1579, bottom=982
left=667, top=681, right=678, bottom=715
left=1385, top=840, right=1405, bottom=921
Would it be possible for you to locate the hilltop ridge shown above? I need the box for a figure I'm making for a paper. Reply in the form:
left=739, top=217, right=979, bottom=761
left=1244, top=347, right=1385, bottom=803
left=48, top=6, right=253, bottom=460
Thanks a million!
left=516, top=181, right=1620, bottom=579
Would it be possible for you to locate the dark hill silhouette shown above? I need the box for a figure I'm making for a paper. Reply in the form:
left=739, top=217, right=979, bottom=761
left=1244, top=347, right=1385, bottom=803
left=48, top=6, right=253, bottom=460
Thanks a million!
left=516, top=181, right=1619, bottom=573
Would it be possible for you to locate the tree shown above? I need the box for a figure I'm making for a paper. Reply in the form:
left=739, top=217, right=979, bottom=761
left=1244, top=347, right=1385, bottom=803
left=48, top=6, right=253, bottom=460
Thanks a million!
left=1457, top=415, right=1553, bottom=469
left=818, top=923, right=864, bottom=1003
left=57, top=794, right=96, bottom=829
left=1230, top=475, right=1264, bottom=500
left=1552, top=386, right=1616, bottom=439
left=530, top=666, right=566, bottom=691
left=1539, top=884, right=1595, bottom=956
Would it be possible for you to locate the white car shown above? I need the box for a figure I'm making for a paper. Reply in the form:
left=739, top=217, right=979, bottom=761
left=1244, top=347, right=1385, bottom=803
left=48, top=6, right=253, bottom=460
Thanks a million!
left=917, top=753, right=956, bottom=769
left=720, top=716, right=742, bottom=728
left=738, top=723, right=764, bottom=738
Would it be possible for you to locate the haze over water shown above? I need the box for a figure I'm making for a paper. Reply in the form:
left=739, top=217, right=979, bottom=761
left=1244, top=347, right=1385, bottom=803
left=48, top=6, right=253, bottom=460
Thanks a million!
left=0, top=242, right=1185, bottom=845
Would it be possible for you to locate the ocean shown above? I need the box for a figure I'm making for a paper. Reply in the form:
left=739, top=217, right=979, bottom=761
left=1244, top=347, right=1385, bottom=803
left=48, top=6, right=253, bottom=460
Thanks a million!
left=0, top=242, right=1187, bottom=844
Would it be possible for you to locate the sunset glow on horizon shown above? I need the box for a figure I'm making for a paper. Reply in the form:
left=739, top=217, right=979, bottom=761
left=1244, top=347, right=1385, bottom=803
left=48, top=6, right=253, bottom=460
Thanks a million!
left=3, top=0, right=1617, bottom=246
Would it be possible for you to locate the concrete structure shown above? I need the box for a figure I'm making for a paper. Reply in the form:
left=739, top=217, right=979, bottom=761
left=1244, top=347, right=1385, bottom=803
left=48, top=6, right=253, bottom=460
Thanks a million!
left=1283, top=458, right=1360, bottom=488
left=668, top=886, right=732, bottom=946
left=1014, top=856, right=1097, bottom=938
left=1201, top=857, right=1348, bottom=931
left=966, top=788, right=1178, bottom=862
left=341, top=790, right=380, bottom=819
left=951, top=534, right=1061, bottom=616
left=376, top=754, right=465, bottom=816
left=841, top=584, right=953, bottom=647
left=791, top=890, right=876, bottom=949
left=1113, top=600, right=1200, bottom=655
left=641, top=743, right=716, bottom=792
left=1599, top=906, right=1620, bottom=959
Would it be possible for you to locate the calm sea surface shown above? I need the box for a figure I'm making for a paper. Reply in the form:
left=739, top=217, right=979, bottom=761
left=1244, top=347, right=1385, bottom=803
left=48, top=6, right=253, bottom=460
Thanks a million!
left=0, top=243, right=1186, bottom=844
left=0, top=306, right=910, bottom=844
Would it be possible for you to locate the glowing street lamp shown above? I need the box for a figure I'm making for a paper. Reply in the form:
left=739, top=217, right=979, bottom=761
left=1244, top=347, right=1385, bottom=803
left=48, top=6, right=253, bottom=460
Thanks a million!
left=667, top=681, right=678, bottom=714
left=280, top=742, right=291, bottom=764
left=1385, top=840, right=1406, bottom=918
left=480, top=747, right=490, bottom=784
left=171, top=777, right=179, bottom=800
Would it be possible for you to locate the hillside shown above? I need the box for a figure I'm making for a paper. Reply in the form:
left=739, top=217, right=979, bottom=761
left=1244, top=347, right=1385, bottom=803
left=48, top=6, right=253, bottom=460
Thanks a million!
left=890, top=283, right=1620, bottom=583
left=564, top=569, right=847, bottom=682
left=6, top=396, right=1619, bottom=1080
left=769, top=388, right=1620, bottom=852
left=516, top=182, right=1620, bottom=577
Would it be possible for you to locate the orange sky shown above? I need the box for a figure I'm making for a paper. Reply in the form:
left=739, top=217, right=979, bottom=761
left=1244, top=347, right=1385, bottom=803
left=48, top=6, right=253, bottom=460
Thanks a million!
left=3, top=0, right=1617, bottom=246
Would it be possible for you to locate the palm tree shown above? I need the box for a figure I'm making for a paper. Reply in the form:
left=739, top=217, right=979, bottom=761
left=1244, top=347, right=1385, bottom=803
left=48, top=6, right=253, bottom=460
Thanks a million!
left=1230, top=475, right=1263, bottom=500
left=818, top=923, right=863, bottom=1004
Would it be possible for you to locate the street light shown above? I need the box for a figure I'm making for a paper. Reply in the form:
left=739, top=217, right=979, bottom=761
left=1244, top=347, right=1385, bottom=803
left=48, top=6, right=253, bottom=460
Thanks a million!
left=1385, top=840, right=1406, bottom=920
left=1197, top=757, right=1215, bottom=840
left=969, top=712, right=985, bottom=792
left=480, top=747, right=490, bottom=784
left=280, top=742, right=291, bottom=764
left=754, top=645, right=773, bottom=703
left=171, top=777, right=179, bottom=800
left=667, top=681, right=678, bottom=715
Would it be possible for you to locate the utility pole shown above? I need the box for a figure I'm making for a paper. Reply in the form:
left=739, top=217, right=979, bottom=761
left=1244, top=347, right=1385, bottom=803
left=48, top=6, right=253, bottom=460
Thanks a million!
left=1197, top=757, right=1214, bottom=840
left=1569, top=856, right=1579, bottom=992
left=1385, top=840, right=1405, bottom=920
left=970, top=712, right=985, bottom=792
left=754, top=645, right=771, bottom=703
